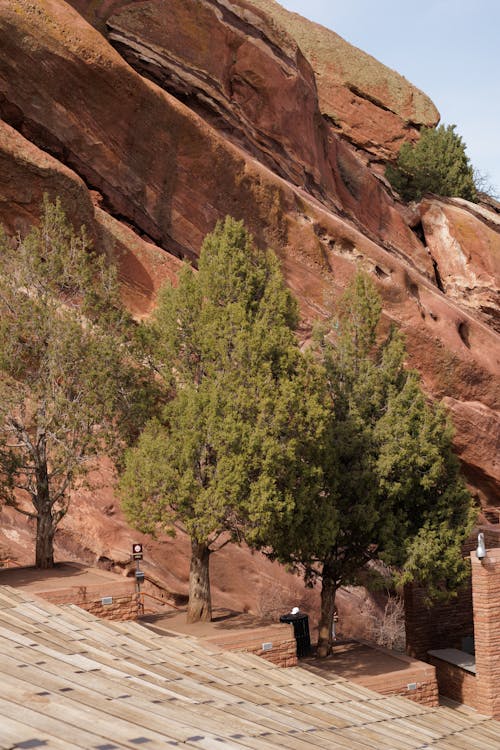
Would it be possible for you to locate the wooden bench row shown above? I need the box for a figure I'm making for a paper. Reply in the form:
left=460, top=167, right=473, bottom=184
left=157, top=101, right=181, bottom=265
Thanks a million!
left=0, top=586, right=498, bottom=750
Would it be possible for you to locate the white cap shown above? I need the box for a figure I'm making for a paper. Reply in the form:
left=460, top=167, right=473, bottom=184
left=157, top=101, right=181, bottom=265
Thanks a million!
left=291, top=606, right=300, bottom=615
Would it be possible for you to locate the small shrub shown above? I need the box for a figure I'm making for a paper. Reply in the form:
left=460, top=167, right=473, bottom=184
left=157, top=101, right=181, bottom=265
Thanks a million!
left=386, top=124, right=477, bottom=203
left=367, top=595, right=406, bottom=652
left=473, top=168, right=500, bottom=200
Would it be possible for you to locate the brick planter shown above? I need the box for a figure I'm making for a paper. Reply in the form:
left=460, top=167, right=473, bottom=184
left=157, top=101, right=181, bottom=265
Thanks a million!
left=428, top=654, right=477, bottom=709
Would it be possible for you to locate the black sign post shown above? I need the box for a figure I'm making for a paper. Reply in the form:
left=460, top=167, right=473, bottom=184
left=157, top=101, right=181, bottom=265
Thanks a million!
left=132, top=543, right=144, bottom=615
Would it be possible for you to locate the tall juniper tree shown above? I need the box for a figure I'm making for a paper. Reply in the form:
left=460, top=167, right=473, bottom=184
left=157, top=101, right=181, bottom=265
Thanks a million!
left=0, top=197, right=146, bottom=568
left=120, top=217, right=327, bottom=622
left=268, top=272, right=475, bottom=656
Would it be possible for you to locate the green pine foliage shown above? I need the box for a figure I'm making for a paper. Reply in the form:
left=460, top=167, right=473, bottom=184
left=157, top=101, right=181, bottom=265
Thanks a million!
left=0, top=197, right=148, bottom=568
left=386, top=124, right=477, bottom=202
left=268, top=272, right=475, bottom=656
left=120, top=217, right=327, bottom=621
left=375, top=375, right=475, bottom=599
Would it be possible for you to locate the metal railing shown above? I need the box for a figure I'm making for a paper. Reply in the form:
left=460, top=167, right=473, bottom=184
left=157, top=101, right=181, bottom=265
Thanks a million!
left=137, top=590, right=184, bottom=616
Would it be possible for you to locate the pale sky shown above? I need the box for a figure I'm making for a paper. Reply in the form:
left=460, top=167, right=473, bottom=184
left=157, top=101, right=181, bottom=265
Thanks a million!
left=279, top=0, right=500, bottom=196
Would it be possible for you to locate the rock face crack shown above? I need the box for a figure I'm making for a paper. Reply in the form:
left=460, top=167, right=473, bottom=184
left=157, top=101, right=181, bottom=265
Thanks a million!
left=432, top=257, right=446, bottom=293
left=0, top=98, right=193, bottom=261
left=346, top=84, right=427, bottom=131
left=204, top=0, right=300, bottom=69
left=102, top=1, right=340, bottom=214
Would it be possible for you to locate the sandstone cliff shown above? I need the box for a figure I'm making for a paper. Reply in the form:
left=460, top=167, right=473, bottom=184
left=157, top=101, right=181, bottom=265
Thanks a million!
left=249, top=0, right=440, bottom=161
left=0, top=0, right=498, bottom=605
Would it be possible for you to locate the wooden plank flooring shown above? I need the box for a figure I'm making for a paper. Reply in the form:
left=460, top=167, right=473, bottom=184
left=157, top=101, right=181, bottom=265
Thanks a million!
left=0, top=586, right=498, bottom=750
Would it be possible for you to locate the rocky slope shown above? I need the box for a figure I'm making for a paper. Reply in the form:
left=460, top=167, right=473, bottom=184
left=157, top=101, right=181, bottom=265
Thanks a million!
left=0, top=0, right=498, bottom=615
left=249, top=0, right=440, bottom=162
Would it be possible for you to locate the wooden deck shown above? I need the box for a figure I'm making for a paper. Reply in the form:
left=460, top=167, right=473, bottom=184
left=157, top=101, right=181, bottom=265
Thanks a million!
left=0, top=585, right=499, bottom=749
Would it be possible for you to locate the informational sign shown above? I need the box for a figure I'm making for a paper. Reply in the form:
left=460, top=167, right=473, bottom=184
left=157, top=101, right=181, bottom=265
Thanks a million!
left=132, top=543, right=143, bottom=560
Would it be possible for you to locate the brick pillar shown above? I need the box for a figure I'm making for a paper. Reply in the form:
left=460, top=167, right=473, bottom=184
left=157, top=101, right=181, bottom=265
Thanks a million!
left=471, top=547, right=500, bottom=719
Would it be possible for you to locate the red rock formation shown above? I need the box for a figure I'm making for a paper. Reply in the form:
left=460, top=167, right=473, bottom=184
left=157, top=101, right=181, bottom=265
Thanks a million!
left=105, top=0, right=334, bottom=196
left=442, top=399, right=500, bottom=506
left=0, top=0, right=498, bottom=615
left=98, top=0, right=430, bottom=262
left=95, top=206, right=184, bottom=318
left=420, top=197, right=500, bottom=331
left=0, top=119, right=95, bottom=237
left=249, top=0, right=440, bottom=160
left=0, top=120, right=181, bottom=318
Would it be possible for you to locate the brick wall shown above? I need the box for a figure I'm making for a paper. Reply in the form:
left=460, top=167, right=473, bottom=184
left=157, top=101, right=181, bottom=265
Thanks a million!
left=404, top=581, right=473, bottom=661
left=352, top=643, right=439, bottom=708
left=404, top=527, right=500, bottom=661
left=79, top=594, right=139, bottom=620
left=427, top=656, right=478, bottom=709
left=205, top=624, right=298, bottom=667
left=403, top=529, right=500, bottom=717
left=365, top=665, right=439, bottom=707
left=39, top=581, right=139, bottom=621
left=405, top=540, right=500, bottom=717
left=471, top=547, right=500, bottom=720
left=385, top=679, right=439, bottom=708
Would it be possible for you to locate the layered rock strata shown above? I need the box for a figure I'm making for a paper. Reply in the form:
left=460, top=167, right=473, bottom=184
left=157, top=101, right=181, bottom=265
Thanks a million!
left=249, top=0, right=440, bottom=160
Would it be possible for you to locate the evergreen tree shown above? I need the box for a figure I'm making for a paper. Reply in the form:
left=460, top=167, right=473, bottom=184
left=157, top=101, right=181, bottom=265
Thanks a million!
left=0, top=197, right=147, bottom=568
left=386, top=124, right=477, bottom=202
left=269, top=272, right=475, bottom=656
left=120, top=217, right=327, bottom=622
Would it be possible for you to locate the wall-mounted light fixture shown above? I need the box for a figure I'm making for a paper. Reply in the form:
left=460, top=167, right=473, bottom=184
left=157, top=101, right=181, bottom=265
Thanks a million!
left=476, top=532, right=486, bottom=561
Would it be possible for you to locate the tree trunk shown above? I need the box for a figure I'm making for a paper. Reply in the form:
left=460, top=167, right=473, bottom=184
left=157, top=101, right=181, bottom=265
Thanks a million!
left=317, top=563, right=337, bottom=658
left=187, top=539, right=212, bottom=623
left=35, top=504, right=55, bottom=569
left=35, top=446, right=55, bottom=569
